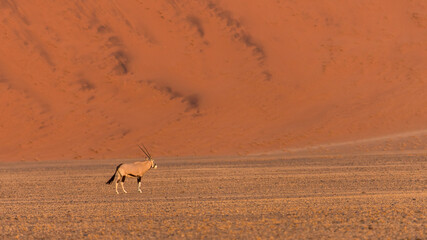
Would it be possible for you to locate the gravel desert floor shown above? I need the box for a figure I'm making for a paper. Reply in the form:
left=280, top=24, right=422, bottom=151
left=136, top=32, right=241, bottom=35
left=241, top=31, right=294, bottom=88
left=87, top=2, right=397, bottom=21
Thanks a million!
left=0, top=154, right=426, bottom=239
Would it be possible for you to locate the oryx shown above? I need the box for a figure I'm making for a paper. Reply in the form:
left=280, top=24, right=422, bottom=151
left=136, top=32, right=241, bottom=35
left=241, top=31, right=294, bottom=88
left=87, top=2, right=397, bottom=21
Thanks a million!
left=106, top=144, right=157, bottom=194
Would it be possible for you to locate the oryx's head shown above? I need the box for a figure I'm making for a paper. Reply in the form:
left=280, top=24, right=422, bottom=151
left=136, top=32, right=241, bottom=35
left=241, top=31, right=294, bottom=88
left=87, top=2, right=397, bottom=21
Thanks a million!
left=139, top=144, right=157, bottom=169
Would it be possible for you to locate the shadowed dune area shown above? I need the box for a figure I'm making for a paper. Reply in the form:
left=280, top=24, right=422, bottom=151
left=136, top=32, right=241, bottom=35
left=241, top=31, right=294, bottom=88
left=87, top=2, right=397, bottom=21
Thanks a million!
left=0, top=0, right=426, bottom=161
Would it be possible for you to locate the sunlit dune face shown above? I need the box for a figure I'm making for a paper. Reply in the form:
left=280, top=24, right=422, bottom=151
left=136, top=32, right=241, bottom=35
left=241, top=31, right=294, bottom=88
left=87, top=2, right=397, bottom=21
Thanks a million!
left=0, top=0, right=425, bottom=161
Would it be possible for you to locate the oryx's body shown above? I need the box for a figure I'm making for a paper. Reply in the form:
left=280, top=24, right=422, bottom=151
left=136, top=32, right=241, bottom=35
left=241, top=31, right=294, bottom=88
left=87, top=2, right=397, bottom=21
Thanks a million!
left=106, top=145, right=157, bottom=194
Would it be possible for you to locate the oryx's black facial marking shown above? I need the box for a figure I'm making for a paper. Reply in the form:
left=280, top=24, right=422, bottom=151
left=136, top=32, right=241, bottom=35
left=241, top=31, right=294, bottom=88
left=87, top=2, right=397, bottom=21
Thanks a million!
left=137, top=177, right=141, bottom=183
left=121, top=176, right=126, bottom=182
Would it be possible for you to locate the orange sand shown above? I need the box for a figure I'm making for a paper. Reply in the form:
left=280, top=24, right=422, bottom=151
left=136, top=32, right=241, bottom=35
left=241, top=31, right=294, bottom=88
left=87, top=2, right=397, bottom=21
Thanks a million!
left=0, top=0, right=426, bottom=161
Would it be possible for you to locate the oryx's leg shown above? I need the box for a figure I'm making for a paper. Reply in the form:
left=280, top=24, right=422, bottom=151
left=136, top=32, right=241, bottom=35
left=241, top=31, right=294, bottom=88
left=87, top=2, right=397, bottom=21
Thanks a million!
left=115, top=176, right=120, bottom=194
left=137, top=177, right=142, bottom=193
left=120, top=176, right=127, bottom=193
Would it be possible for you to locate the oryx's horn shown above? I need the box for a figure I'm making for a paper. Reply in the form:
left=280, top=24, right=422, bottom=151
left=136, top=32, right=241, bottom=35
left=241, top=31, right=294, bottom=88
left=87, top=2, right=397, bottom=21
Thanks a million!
left=138, top=145, right=150, bottom=159
left=142, top=144, right=152, bottom=158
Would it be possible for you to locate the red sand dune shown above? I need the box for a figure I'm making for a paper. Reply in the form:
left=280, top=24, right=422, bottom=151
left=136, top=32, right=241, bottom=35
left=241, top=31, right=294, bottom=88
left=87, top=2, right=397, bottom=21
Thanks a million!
left=0, top=0, right=426, bottom=161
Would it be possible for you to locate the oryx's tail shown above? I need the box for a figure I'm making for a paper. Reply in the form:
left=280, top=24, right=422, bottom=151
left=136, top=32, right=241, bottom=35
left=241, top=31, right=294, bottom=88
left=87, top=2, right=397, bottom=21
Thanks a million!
left=106, top=163, right=123, bottom=184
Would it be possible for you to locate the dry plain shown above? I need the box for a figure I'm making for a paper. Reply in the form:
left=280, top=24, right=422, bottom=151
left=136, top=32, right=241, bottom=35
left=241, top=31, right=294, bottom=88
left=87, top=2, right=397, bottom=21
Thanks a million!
left=0, top=154, right=426, bottom=239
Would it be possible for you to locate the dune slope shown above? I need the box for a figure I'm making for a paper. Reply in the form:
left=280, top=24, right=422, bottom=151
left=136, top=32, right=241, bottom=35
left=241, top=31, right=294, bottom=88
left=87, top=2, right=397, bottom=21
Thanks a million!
left=0, top=0, right=426, bottom=161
